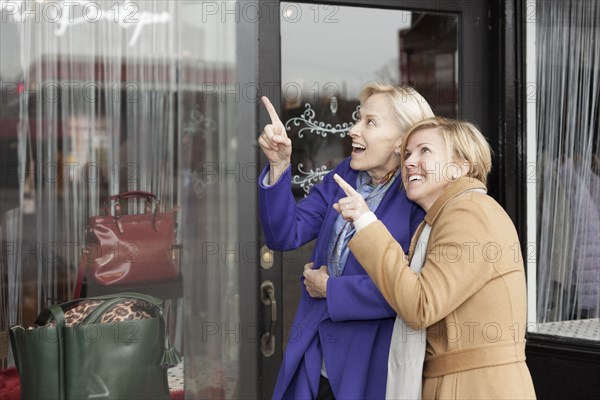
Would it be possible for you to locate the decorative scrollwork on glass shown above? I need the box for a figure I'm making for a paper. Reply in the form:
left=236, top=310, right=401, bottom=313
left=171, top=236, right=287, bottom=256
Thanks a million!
left=292, top=164, right=331, bottom=195
left=284, top=103, right=358, bottom=138
left=183, top=107, right=217, bottom=137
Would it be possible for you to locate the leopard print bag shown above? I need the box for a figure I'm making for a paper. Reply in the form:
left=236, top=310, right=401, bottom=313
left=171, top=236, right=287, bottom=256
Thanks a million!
left=42, top=299, right=157, bottom=328
left=10, top=293, right=181, bottom=400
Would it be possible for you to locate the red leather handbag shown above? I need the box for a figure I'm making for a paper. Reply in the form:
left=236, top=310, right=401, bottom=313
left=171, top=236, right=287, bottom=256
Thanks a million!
left=74, top=191, right=180, bottom=298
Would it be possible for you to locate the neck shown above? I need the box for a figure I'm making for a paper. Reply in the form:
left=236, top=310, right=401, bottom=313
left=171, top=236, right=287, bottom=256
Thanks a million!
left=368, top=175, right=381, bottom=186
left=367, top=166, right=399, bottom=186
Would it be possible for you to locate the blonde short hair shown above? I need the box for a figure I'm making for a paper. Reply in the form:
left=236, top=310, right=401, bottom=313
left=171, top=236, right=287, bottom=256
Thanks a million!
left=401, top=117, right=493, bottom=184
left=359, top=83, right=435, bottom=134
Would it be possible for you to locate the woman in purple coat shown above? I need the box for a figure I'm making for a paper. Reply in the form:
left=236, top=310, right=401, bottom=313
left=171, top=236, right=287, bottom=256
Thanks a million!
left=258, top=83, right=434, bottom=399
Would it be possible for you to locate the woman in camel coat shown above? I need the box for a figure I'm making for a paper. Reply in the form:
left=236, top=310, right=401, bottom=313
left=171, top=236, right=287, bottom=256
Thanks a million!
left=333, top=117, right=536, bottom=399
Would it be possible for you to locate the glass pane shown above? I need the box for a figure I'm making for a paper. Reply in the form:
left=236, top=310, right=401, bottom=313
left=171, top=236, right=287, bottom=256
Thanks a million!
left=178, top=2, right=241, bottom=398
left=0, top=0, right=243, bottom=394
left=280, top=2, right=458, bottom=346
left=535, top=0, right=600, bottom=332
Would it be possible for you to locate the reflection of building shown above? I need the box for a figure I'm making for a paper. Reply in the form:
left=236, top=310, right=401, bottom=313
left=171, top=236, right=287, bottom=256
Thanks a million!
left=399, top=13, right=458, bottom=118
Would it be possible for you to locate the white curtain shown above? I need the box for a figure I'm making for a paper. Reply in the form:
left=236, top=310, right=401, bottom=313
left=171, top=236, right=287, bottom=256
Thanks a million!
left=177, top=3, right=242, bottom=396
left=1, top=1, right=243, bottom=395
left=0, top=1, right=181, bottom=368
left=536, top=0, right=600, bottom=322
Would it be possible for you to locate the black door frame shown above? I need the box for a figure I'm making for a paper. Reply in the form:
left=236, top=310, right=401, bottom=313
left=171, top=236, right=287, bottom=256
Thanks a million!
left=255, top=0, right=526, bottom=397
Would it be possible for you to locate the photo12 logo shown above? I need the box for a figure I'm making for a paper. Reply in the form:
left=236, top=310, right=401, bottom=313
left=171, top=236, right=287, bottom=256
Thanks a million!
left=198, top=1, right=340, bottom=24
left=0, top=1, right=170, bottom=47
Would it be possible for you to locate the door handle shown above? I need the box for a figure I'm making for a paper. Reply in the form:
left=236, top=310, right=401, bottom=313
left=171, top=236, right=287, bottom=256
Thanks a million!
left=260, top=280, right=276, bottom=357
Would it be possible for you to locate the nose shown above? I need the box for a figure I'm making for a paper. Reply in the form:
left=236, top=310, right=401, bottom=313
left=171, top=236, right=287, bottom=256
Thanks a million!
left=403, top=155, right=416, bottom=169
left=349, top=120, right=361, bottom=137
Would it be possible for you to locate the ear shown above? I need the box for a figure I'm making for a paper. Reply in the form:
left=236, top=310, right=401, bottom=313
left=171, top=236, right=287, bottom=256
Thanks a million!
left=450, top=159, right=470, bottom=180
left=393, top=135, right=404, bottom=153
left=459, top=160, right=470, bottom=176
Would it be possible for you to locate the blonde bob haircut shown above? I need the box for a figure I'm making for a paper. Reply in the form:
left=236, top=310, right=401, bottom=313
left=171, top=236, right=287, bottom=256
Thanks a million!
left=359, top=83, right=434, bottom=134
left=400, top=117, right=493, bottom=185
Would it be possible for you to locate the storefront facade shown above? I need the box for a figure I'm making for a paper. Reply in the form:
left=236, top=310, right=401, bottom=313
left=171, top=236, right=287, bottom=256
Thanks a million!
left=1, top=0, right=598, bottom=398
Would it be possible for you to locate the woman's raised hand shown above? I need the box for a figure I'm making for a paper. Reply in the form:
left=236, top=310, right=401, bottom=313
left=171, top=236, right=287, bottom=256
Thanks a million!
left=258, top=96, right=292, bottom=184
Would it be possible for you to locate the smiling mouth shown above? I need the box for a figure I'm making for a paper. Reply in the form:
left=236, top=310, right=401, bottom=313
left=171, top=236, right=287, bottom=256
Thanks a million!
left=408, top=175, right=424, bottom=183
left=352, top=143, right=366, bottom=155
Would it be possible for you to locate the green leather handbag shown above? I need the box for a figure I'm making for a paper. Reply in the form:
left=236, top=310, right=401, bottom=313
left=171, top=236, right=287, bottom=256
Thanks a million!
left=9, top=292, right=181, bottom=400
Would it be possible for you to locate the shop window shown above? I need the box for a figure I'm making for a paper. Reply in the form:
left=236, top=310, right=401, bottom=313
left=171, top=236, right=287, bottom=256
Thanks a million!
left=535, top=0, right=599, bottom=339
left=1, top=1, right=242, bottom=397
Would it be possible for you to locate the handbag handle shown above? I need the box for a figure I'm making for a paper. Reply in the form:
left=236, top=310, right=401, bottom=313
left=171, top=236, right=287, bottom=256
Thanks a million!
left=10, top=306, right=68, bottom=400
left=107, top=191, right=157, bottom=202
left=104, top=191, right=161, bottom=233
left=47, top=304, right=67, bottom=400
left=29, top=304, right=69, bottom=400
left=81, top=292, right=164, bottom=324
left=105, top=191, right=159, bottom=214
left=35, top=293, right=164, bottom=326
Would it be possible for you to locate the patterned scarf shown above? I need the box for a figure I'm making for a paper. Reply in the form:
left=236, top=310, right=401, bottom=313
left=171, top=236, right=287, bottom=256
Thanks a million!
left=327, top=168, right=400, bottom=277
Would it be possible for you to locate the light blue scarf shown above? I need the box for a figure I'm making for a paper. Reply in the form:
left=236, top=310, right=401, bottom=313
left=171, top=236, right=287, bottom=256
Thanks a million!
left=326, top=168, right=400, bottom=277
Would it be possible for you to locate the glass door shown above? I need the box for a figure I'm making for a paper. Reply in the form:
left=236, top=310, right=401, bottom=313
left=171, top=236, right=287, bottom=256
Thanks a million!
left=280, top=4, right=459, bottom=349
left=258, top=0, right=494, bottom=396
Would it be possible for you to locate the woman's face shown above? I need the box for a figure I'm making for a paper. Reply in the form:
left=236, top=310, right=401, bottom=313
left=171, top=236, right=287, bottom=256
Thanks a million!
left=348, top=93, right=403, bottom=183
left=403, top=127, right=461, bottom=212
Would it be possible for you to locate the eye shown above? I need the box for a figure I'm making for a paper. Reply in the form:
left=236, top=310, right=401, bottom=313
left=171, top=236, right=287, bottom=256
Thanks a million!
left=421, top=146, right=431, bottom=154
left=367, top=119, right=375, bottom=126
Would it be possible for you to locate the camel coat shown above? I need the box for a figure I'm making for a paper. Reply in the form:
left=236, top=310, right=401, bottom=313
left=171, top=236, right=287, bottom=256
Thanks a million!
left=349, top=177, right=536, bottom=399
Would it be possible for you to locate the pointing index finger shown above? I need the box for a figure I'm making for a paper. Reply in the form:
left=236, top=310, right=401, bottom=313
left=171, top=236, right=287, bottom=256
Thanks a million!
left=333, top=174, right=359, bottom=196
left=261, top=96, right=282, bottom=125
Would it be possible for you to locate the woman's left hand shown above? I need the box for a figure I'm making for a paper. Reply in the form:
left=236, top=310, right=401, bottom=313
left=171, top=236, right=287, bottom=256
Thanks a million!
left=303, top=263, right=330, bottom=298
left=333, top=174, right=370, bottom=223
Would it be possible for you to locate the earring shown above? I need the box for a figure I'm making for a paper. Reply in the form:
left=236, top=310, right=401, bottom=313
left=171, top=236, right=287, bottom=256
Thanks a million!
left=394, top=147, right=401, bottom=157
left=451, top=174, right=459, bottom=180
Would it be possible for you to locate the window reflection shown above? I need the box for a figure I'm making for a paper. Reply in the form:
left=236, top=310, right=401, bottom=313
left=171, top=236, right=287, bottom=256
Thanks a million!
left=0, top=1, right=243, bottom=394
left=281, top=3, right=458, bottom=199
left=535, top=0, right=600, bottom=328
left=280, top=2, right=459, bottom=348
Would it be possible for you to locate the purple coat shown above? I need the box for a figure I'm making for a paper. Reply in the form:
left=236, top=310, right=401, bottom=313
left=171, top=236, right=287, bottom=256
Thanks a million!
left=259, top=158, right=424, bottom=399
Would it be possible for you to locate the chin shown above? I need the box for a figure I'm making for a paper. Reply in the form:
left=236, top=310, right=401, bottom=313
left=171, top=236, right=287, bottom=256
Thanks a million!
left=405, top=189, right=419, bottom=203
left=349, top=158, right=363, bottom=171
